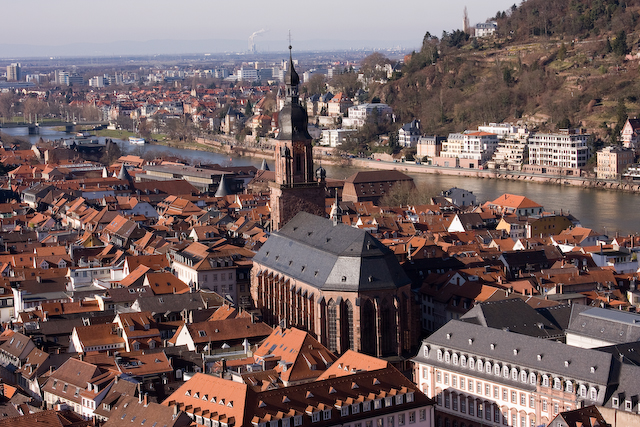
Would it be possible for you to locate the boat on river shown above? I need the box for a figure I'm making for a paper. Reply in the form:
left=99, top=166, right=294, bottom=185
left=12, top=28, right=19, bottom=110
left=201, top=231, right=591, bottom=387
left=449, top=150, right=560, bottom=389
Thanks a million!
left=128, top=137, right=146, bottom=145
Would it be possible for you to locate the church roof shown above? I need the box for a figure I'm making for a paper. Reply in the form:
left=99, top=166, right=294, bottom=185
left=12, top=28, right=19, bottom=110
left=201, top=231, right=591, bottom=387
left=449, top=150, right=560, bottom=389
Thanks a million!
left=254, top=212, right=411, bottom=292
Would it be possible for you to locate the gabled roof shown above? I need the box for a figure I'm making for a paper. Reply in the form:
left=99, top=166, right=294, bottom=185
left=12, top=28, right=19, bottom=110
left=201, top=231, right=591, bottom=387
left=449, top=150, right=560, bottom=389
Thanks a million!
left=184, top=317, right=272, bottom=344
left=254, top=326, right=337, bottom=383
left=254, top=212, right=411, bottom=292
left=487, top=193, right=542, bottom=209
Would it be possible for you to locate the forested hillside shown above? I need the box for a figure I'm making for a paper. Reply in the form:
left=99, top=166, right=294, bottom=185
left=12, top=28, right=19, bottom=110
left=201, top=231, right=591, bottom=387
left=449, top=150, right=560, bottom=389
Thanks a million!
left=371, top=0, right=640, bottom=146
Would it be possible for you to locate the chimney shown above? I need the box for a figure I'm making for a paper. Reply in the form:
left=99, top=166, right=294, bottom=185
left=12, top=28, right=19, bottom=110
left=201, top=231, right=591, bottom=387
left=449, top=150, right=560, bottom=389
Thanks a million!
left=144, top=393, right=148, bottom=407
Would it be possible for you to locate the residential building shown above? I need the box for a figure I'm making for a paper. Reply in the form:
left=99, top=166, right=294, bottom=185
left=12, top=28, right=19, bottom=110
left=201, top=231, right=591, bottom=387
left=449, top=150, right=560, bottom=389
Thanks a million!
left=327, top=92, right=352, bottom=116
left=477, top=123, right=521, bottom=137
left=417, top=136, right=445, bottom=161
left=484, top=193, right=544, bottom=217
left=169, top=316, right=272, bottom=353
left=586, top=244, right=637, bottom=273
left=527, top=131, right=590, bottom=170
left=488, top=134, right=529, bottom=171
left=475, top=21, right=498, bottom=37
left=343, top=103, right=393, bottom=128
left=163, top=351, right=435, bottom=427
left=441, top=187, right=476, bottom=207
left=103, top=395, right=191, bottom=427
left=252, top=326, right=338, bottom=385
left=441, top=132, right=499, bottom=167
left=236, top=67, right=259, bottom=82
left=596, top=146, right=635, bottom=179
left=6, top=63, right=21, bottom=82
left=42, top=357, right=115, bottom=415
left=320, top=128, right=357, bottom=147
left=621, top=118, right=640, bottom=151
left=399, top=119, right=422, bottom=148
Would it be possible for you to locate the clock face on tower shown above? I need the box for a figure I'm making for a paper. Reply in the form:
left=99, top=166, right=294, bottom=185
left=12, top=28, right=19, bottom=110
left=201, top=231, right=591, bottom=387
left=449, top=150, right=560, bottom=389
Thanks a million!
left=293, top=141, right=306, bottom=154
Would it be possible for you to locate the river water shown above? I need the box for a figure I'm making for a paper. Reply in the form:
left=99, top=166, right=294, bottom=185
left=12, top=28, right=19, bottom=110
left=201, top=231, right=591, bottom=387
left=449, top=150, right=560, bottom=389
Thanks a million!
left=2, top=127, right=637, bottom=236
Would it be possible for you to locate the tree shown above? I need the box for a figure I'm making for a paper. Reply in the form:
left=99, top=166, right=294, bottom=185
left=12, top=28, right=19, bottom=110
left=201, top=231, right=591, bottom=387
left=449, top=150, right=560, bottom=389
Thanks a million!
left=378, top=182, right=437, bottom=207
left=330, top=70, right=361, bottom=98
left=557, top=43, right=567, bottom=61
left=138, top=118, right=152, bottom=140
left=100, top=140, right=122, bottom=166
left=244, top=101, right=253, bottom=117
left=612, top=30, right=629, bottom=57
left=303, top=73, right=327, bottom=95
left=0, top=93, right=14, bottom=120
left=360, top=52, right=392, bottom=81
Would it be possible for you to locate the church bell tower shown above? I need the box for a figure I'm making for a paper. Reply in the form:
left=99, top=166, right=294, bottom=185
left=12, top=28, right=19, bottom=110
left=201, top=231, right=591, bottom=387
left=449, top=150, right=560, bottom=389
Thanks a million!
left=270, top=45, right=326, bottom=231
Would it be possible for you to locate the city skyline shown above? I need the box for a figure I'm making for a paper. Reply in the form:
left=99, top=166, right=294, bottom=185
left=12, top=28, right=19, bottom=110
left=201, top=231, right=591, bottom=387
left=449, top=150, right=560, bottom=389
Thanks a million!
left=0, top=0, right=517, bottom=57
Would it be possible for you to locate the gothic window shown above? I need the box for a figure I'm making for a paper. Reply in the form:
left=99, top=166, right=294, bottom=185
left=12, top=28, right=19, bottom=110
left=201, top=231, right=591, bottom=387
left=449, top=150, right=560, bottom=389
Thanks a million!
left=344, top=300, right=354, bottom=351
left=327, top=300, right=337, bottom=352
left=361, top=299, right=376, bottom=355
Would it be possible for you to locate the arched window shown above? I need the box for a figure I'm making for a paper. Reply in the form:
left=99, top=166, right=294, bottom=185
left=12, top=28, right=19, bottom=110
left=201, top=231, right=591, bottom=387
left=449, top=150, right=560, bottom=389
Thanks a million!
left=542, top=375, right=549, bottom=387
left=579, top=385, right=587, bottom=398
left=469, top=357, right=475, bottom=370
left=437, top=350, right=443, bottom=361
left=590, top=387, right=597, bottom=400
left=494, top=363, right=500, bottom=376
left=529, top=373, right=536, bottom=385
left=503, top=366, right=509, bottom=378
left=445, top=351, right=451, bottom=363
left=521, top=370, right=527, bottom=383
left=553, top=378, right=562, bottom=390
left=565, top=381, right=573, bottom=393
left=452, top=353, right=459, bottom=365
left=485, top=361, right=491, bottom=373
left=511, top=368, right=518, bottom=380
left=460, top=355, right=467, bottom=367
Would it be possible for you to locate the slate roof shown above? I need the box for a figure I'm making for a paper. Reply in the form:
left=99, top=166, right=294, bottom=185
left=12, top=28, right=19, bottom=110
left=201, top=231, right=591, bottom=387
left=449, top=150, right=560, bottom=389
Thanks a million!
left=254, top=212, right=411, bottom=292
left=566, top=304, right=640, bottom=345
left=415, top=319, right=613, bottom=386
left=460, top=298, right=565, bottom=339
left=133, top=292, right=205, bottom=314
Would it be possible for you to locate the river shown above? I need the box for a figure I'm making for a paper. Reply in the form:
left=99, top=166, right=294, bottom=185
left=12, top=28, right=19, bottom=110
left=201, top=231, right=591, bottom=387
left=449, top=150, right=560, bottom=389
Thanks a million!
left=2, top=126, right=637, bottom=236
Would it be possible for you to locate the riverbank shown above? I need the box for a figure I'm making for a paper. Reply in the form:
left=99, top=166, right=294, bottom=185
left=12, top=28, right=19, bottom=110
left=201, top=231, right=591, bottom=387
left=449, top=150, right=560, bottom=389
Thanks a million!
left=146, top=136, right=640, bottom=194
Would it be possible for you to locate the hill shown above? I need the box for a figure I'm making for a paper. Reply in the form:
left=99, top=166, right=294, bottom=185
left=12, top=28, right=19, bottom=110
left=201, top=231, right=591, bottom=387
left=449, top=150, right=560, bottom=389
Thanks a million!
left=371, top=0, right=640, bottom=148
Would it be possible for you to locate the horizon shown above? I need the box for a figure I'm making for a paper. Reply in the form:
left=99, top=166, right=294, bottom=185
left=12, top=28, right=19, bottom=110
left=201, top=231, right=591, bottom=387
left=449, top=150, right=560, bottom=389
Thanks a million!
left=0, top=0, right=516, bottom=59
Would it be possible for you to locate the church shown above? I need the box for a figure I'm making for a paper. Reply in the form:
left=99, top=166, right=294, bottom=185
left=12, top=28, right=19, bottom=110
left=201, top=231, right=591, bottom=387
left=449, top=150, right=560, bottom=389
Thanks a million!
left=252, top=48, right=419, bottom=361
left=251, top=211, right=418, bottom=358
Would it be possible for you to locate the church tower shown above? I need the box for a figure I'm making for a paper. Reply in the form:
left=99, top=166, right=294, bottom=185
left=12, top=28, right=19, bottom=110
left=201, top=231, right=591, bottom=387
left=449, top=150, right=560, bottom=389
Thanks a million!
left=270, top=46, right=326, bottom=231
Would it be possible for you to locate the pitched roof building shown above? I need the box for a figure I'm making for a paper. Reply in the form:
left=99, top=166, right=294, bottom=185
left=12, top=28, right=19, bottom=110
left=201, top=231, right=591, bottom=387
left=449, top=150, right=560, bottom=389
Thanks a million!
left=252, top=212, right=418, bottom=358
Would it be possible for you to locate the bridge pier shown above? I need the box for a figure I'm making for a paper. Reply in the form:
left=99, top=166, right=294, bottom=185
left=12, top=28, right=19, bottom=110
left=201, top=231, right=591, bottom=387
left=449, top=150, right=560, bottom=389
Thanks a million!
left=27, top=124, right=39, bottom=135
left=65, top=124, right=75, bottom=133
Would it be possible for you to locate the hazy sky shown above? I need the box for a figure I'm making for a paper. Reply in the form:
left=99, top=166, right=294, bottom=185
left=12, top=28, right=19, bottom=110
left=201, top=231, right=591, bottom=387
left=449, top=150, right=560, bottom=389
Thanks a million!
left=1, top=0, right=517, bottom=53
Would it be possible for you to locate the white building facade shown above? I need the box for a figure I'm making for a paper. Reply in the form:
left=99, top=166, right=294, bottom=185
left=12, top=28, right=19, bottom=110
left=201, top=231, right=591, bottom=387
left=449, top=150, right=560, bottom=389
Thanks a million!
left=442, top=132, right=499, bottom=164
left=527, top=132, right=590, bottom=169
